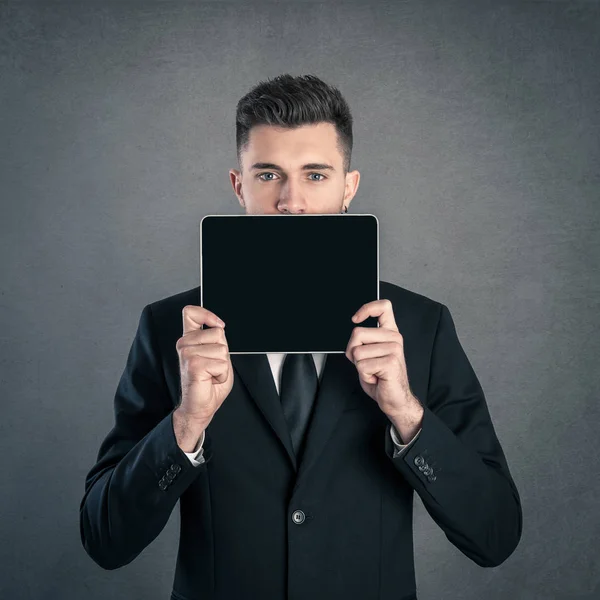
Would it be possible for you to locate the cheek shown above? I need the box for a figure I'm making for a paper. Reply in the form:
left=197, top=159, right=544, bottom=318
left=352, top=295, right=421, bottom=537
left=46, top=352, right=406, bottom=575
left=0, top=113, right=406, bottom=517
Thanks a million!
left=241, top=182, right=281, bottom=212
left=244, top=180, right=276, bottom=199
left=310, top=179, right=345, bottom=197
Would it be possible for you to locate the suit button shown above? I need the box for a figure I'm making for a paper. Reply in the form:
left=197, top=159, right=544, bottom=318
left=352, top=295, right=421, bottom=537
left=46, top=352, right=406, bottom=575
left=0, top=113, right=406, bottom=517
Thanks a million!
left=170, top=464, right=181, bottom=474
left=423, top=466, right=433, bottom=476
left=414, top=455, right=425, bottom=467
left=158, top=479, right=168, bottom=491
left=427, top=474, right=437, bottom=482
left=291, top=510, right=305, bottom=525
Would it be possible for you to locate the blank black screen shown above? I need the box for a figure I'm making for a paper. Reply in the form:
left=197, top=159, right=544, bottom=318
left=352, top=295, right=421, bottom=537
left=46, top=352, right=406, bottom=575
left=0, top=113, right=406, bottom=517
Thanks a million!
left=200, top=214, right=379, bottom=353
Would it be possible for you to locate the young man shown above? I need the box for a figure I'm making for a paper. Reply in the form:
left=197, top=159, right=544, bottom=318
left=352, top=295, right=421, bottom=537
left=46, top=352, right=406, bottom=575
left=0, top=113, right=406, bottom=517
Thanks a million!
left=80, top=74, right=522, bottom=600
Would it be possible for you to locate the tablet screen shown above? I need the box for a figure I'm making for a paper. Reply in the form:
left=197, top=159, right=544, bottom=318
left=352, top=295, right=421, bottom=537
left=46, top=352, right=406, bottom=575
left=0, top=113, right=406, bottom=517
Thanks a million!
left=200, top=214, right=379, bottom=354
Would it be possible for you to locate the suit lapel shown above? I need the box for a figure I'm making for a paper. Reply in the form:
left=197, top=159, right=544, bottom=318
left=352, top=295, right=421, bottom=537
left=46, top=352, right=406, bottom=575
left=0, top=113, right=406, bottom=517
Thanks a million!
left=230, top=352, right=363, bottom=485
left=230, top=353, right=297, bottom=470
left=292, top=352, right=363, bottom=492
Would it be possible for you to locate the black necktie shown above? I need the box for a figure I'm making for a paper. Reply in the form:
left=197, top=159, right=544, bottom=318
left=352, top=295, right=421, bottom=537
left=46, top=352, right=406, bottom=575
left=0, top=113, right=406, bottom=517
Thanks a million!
left=279, top=353, right=319, bottom=460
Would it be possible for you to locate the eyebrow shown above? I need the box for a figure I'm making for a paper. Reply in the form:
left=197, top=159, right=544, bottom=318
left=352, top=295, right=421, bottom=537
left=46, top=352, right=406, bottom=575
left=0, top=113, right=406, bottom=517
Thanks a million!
left=250, top=162, right=335, bottom=171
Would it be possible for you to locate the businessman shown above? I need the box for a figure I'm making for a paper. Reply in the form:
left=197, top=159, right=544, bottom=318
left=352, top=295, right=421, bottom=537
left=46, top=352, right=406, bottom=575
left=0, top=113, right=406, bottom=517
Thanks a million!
left=80, top=74, right=522, bottom=600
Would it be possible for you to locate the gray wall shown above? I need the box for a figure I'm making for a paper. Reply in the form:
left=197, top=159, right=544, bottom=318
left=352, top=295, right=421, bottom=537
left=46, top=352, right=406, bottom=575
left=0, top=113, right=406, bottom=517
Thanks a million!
left=1, top=1, right=599, bottom=598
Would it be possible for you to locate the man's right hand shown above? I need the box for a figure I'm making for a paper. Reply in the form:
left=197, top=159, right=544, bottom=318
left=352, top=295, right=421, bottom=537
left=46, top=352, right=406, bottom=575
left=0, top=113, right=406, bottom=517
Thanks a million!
left=173, top=305, right=234, bottom=452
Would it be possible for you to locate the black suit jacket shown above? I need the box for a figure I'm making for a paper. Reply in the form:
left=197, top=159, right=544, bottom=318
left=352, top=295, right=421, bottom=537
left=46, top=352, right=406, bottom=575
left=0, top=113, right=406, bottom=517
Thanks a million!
left=80, top=280, right=522, bottom=600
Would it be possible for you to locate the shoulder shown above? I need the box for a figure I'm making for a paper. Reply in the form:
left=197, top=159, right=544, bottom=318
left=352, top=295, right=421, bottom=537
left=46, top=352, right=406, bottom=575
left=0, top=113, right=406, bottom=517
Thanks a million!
left=147, top=286, right=201, bottom=317
left=378, top=280, right=449, bottom=342
left=137, top=286, right=201, bottom=343
left=380, top=280, right=443, bottom=315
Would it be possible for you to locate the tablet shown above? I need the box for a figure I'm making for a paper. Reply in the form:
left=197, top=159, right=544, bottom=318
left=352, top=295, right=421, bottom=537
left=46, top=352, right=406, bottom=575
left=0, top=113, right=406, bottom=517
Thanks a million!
left=200, top=213, right=379, bottom=354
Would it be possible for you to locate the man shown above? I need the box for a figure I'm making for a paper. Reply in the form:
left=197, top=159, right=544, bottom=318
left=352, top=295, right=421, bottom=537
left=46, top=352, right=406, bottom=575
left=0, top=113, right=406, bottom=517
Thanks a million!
left=80, top=74, right=522, bottom=600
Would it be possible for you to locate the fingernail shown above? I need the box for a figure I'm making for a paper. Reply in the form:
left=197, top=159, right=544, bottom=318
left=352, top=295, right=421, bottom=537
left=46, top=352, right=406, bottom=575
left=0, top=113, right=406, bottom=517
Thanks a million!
left=217, top=318, right=226, bottom=326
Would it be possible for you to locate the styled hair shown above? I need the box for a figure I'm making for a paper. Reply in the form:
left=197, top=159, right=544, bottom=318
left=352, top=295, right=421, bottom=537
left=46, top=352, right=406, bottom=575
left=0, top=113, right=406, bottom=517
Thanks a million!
left=235, top=74, right=353, bottom=173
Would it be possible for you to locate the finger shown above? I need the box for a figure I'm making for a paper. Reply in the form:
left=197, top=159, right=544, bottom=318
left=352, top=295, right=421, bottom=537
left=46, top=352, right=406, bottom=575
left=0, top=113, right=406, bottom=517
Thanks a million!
left=182, top=305, right=225, bottom=335
left=352, top=299, right=398, bottom=331
left=184, top=355, right=230, bottom=384
left=345, top=327, right=401, bottom=362
left=179, top=342, right=230, bottom=366
left=176, top=325, right=228, bottom=351
left=348, top=341, right=400, bottom=364
left=354, top=355, right=391, bottom=383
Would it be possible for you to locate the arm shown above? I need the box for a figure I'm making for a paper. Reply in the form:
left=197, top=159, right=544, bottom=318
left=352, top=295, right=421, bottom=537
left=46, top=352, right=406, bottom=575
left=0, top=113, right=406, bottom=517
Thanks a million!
left=79, top=304, right=211, bottom=570
left=386, top=304, right=522, bottom=567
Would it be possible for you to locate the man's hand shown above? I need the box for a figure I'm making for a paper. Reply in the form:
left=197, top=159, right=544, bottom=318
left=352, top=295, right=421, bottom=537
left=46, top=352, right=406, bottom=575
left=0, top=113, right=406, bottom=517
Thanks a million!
left=173, top=305, right=234, bottom=452
left=345, top=299, right=424, bottom=442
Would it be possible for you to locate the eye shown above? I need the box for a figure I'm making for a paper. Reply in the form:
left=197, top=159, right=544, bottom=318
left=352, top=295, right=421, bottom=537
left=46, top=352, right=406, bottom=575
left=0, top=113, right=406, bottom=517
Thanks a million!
left=257, top=172, right=278, bottom=181
left=308, top=173, right=326, bottom=181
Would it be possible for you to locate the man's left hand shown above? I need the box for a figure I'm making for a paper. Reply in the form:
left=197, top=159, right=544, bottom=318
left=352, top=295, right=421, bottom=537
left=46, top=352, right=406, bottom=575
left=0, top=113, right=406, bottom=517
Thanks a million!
left=345, top=299, right=424, bottom=440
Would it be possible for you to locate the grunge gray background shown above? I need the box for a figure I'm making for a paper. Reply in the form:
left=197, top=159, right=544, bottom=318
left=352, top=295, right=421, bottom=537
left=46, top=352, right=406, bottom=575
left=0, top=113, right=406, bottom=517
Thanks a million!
left=1, top=1, right=598, bottom=599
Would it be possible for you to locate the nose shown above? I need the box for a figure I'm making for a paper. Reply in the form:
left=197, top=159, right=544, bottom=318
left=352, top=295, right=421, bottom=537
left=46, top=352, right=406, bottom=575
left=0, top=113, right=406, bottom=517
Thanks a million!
left=278, top=178, right=307, bottom=214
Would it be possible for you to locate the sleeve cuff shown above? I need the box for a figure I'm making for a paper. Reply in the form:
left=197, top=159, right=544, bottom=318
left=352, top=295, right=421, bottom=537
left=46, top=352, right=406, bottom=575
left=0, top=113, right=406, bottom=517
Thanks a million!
left=182, top=429, right=206, bottom=466
left=389, top=424, right=421, bottom=457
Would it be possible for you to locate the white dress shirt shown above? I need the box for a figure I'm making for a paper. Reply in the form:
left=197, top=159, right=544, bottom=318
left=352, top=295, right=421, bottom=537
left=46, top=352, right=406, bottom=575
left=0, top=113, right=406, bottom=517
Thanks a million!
left=182, top=353, right=421, bottom=466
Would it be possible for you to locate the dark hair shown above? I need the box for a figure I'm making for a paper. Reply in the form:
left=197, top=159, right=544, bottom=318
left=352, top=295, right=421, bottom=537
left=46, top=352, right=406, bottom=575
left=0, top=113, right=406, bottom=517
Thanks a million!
left=235, top=74, right=353, bottom=173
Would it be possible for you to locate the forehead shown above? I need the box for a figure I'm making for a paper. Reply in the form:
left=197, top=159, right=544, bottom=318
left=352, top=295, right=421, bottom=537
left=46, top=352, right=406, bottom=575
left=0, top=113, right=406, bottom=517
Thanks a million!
left=243, top=122, right=342, bottom=165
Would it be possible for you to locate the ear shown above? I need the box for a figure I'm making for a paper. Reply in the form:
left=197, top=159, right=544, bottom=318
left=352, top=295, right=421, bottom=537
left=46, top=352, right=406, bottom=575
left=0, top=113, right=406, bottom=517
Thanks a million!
left=344, top=169, right=360, bottom=205
left=229, top=168, right=245, bottom=207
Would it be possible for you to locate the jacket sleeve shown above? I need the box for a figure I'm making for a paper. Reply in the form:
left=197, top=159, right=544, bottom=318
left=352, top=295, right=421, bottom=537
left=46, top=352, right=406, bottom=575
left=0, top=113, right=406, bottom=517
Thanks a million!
left=386, top=303, right=523, bottom=567
left=79, top=304, right=212, bottom=570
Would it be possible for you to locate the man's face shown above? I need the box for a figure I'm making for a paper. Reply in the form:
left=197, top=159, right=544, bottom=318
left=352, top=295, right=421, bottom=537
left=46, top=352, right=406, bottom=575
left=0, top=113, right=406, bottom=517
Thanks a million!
left=229, top=122, right=360, bottom=214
